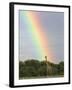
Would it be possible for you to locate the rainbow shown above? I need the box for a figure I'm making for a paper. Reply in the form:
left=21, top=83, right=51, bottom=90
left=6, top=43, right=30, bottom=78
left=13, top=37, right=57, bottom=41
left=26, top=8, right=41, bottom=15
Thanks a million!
left=20, top=11, right=54, bottom=62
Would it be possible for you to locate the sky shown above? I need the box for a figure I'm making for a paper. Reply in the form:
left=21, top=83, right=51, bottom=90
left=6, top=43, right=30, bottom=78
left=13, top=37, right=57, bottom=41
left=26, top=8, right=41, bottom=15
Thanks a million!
left=19, top=10, right=64, bottom=64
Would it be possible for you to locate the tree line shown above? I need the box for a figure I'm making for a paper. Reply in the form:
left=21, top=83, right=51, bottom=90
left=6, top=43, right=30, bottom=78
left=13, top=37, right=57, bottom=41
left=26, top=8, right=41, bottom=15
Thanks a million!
left=19, top=59, right=64, bottom=79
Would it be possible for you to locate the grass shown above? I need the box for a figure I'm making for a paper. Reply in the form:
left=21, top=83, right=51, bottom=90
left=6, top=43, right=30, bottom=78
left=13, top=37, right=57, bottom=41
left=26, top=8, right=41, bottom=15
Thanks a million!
left=19, top=75, right=64, bottom=80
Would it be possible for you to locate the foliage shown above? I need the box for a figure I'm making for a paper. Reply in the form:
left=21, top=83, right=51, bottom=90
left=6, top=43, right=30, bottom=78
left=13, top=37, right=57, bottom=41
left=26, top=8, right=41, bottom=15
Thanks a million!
left=19, top=59, right=64, bottom=79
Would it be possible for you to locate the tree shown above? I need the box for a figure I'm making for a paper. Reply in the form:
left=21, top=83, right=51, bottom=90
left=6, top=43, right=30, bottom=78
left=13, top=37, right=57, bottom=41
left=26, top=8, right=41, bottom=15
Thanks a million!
left=19, top=60, right=64, bottom=79
left=58, top=61, right=64, bottom=75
